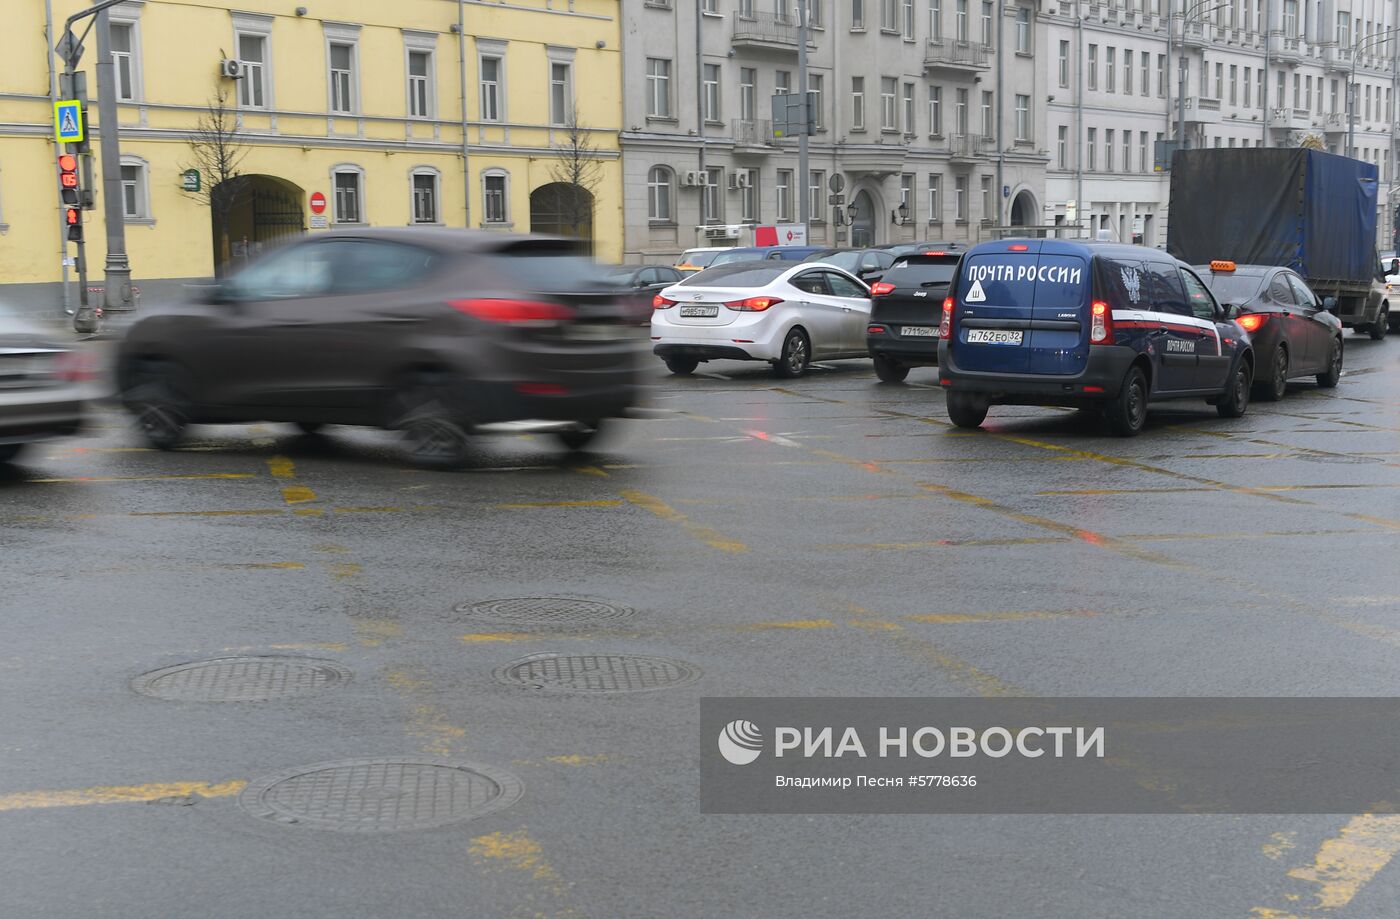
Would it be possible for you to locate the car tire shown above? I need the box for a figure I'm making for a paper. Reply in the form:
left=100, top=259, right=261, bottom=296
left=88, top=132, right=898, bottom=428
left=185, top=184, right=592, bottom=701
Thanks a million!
left=1216, top=361, right=1253, bottom=418
left=1255, top=345, right=1288, bottom=401
left=294, top=421, right=325, bottom=435
left=0, top=443, right=25, bottom=463
left=555, top=420, right=603, bottom=452
left=872, top=354, right=910, bottom=384
left=1106, top=366, right=1149, bottom=437
left=772, top=328, right=811, bottom=379
left=1315, top=336, right=1343, bottom=388
left=1370, top=307, right=1389, bottom=340
left=125, top=362, right=191, bottom=451
left=393, top=378, right=471, bottom=470
left=665, top=357, right=699, bottom=376
left=946, top=391, right=989, bottom=429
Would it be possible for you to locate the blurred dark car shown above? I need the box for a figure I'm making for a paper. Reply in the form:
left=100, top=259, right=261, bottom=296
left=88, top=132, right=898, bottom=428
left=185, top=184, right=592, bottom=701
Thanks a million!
left=1196, top=260, right=1345, bottom=400
left=116, top=229, right=643, bottom=467
left=0, top=303, right=92, bottom=463
left=605, top=264, right=686, bottom=323
left=879, top=241, right=967, bottom=259
left=800, top=248, right=896, bottom=283
left=865, top=251, right=962, bottom=382
left=707, top=246, right=828, bottom=268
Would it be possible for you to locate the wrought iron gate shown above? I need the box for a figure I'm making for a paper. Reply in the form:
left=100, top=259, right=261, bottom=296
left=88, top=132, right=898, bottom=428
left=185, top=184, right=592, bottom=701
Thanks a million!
left=251, top=189, right=305, bottom=244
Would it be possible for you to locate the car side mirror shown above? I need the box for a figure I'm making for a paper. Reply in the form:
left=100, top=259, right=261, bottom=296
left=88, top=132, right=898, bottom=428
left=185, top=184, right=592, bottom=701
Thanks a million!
left=861, top=270, right=883, bottom=282
left=1322, top=296, right=1338, bottom=312
left=1217, top=302, right=1236, bottom=320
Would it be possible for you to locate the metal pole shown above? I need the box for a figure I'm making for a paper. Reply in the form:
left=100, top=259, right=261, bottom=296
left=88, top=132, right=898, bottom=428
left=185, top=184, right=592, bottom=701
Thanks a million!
left=1262, top=0, right=1271, bottom=144
left=45, top=0, right=73, bottom=319
left=694, top=1, right=707, bottom=226
left=995, top=0, right=1004, bottom=227
left=797, top=0, right=811, bottom=230
left=458, top=1, right=471, bottom=227
left=94, top=10, right=132, bottom=320
left=1075, top=7, right=1083, bottom=233
left=1348, top=54, right=1356, bottom=158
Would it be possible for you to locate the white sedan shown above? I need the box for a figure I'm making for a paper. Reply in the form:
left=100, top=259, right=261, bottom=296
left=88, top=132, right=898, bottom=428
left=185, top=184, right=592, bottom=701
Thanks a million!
left=650, top=261, right=873, bottom=378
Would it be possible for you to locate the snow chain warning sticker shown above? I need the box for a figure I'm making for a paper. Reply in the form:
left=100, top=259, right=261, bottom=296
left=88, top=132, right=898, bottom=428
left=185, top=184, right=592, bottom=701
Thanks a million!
left=966, top=279, right=987, bottom=302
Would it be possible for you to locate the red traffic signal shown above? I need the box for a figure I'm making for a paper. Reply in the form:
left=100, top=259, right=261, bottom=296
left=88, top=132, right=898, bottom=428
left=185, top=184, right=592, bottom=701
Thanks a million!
left=58, top=154, right=81, bottom=205
left=58, top=154, right=77, bottom=171
left=65, top=207, right=80, bottom=226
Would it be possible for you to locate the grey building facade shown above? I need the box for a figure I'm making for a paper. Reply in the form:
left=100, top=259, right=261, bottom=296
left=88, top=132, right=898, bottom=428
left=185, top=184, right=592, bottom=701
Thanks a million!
left=620, top=0, right=1050, bottom=262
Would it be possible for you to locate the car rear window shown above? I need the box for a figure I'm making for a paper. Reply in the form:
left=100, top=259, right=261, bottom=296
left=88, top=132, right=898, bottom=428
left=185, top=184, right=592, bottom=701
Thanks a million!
left=480, top=253, right=609, bottom=290
left=678, top=264, right=785, bottom=288
left=885, top=261, right=957, bottom=287
left=1201, top=272, right=1266, bottom=304
left=682, top=250, right=724, bottom=268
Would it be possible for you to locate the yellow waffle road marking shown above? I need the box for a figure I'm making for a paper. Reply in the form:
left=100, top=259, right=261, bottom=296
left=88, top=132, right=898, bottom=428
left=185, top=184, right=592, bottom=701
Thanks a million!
left=0, top=780, right=247, bottom=812
left=27, top=473, right=255, bottom=484
left=620, top=489, right=748, bottom=553
left=1250, top=815, right=1400, bottom=916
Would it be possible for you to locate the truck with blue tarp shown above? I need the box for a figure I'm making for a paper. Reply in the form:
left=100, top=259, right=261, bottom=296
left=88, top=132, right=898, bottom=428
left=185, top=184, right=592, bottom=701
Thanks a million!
left=1166, top=148, right=1391, bottom=338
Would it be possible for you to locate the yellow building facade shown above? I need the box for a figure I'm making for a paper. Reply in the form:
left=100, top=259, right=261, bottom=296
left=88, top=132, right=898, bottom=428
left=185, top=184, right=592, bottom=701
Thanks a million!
left=2, top=0, right=622, bottom=312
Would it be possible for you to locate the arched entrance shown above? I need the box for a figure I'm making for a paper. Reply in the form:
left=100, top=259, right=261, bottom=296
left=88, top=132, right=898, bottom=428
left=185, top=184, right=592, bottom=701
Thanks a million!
left=849, top=189, right=878, bottom=248
left=530, top=182, right=594, bottom=249
left=1009, top=190, right=1037, bottom=227
left=216, top=175, right=305, bottom=275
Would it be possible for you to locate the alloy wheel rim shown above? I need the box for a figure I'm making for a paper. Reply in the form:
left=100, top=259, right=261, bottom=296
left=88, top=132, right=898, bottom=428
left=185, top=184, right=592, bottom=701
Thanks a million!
left=1275, top=351, right=1287, bottom=391
left=1128, top=380, right=1145, bottom=427
left=408, top=419, right=464, bottom=458
left=788, top=336, right=806, bottom=372
left=139, top=404, right=181, bottom=439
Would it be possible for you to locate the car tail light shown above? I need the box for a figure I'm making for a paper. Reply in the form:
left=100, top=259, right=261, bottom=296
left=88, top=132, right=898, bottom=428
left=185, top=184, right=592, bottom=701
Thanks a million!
left=515, top=382, right=568, bottom=396
left=867, top=325, right=886, bottom=334
left=1089, top=300, right=1114, bottom=344
left=923, top=250, right=947, bottom=256
left=54, top=350, right=98, bottom=382
left=1009, top=244, right=1029, bottom=252
left=448, top=298, right=573, bottom=323
left=725, top=296, right=783, bottom=312
left=653, top=294, right=677, bottom=309
left=869, top=281, right=896, bottom=297
left=1236, top=313, right=1267, bottom=332
left=938, top=296, right=955, bottom=340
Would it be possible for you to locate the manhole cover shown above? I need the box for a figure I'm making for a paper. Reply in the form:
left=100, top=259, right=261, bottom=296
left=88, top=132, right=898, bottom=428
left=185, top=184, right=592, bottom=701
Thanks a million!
left=495, top=652, right=700, bottom=693
left=456, top=597, right=634, bottom=626
left=239, top=758, right=522, bottom=833
left=132, top=656, right=351, bottom=702
left=1296, top=453, right=1383, bottom=465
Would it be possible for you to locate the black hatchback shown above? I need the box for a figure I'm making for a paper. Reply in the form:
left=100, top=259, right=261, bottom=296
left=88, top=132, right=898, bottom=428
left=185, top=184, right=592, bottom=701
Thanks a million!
left=864, top=252, right=962, bottom=382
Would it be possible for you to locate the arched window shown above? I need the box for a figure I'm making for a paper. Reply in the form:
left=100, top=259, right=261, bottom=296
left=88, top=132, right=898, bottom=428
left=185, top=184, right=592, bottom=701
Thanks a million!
left=647, top=166, right=673, bottom=222
left=410, top=167, right=440, bottom=224
left=482, top=169, right=510, bottom=225
left=119, top=154, right=152, bottom=221
left=331, top=163, right=366, bottom=224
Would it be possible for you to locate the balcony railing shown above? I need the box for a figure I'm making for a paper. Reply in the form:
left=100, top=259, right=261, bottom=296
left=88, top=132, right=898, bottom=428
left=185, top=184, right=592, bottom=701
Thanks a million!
left=732, top=11, right=812, bottom=49
left=924, top=39, right=991, bottom=71
left=948, top=133, right=994, bottom=158
left=732, top=119, right=775, bottom=146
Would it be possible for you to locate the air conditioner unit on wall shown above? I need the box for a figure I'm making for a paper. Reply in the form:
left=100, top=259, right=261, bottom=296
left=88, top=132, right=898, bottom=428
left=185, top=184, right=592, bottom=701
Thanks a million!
left=728, top=173, right=742, bottom=190
left=220, top=59, right=243, bottom=79
left=682, top=170, right=702, bottom=187
left=737, top=172, right=752, bottom=188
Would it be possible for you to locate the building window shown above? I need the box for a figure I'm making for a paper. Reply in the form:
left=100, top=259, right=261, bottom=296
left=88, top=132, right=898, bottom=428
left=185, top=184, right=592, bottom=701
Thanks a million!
left=703, top=63, right=721, bottom=121
left=1058, top=40, right=1069, bottom=88
left=1057, top=125, right=1067, bottom=168
left=1283, top=0, right=1297, bottom=36
left=930, top=0, right=942, bottom=39
left=852, top=76, right=866, bottom=129
left=980, top=175, right=992, bottom=221
left=110, top=21, right=140, bottom=102
left=1106, top=47, right=1116, bottom=93
left=954, top=174, right=968, bottom=221
left=809, top=170, right=825, bottom=222
left=852, top=0, right=866, bottom=29
left=550, top=61, right=573, bottom=125
left=480, top=56, right=503, bottom=121
left=1123, top=50, right=1133, bottom=95
left=1156, top=53, right=1165, bottom=97
left=647, top=166, right=673, bottom=222
left=741, top=169, right=759, bottom=223
left=1015, top=7, right=1031, bottom=52
left=119, top=159, right=148, bottom=220
left=776, top=169, right=793, bottom=221
left=928, top=173, right=942, bottom=222
left=1244, top=66, right=1252, bottom=106
left=1140, top=52, right=1149, bottom=97
left=881, top=77, right=898, bottom=130
left=1122, top=131, right=1131, bottom=174
left=703, top=167, right=723, bottom=222
left=955, top=0, right=967, bottom=41
left=902, top=82, right=915, bottom=134
left=333, top=168, right=363, bottom=223
left=810, top=74, right=824, bottom=127
left=482, top=171, right=508, bottom=223
left=1087, top=127, right=1097, bottom=170
left=1139, top=131, right=1149, bottom=172
left=899, top=174, right=914, bottom=219
left=809, top=0, right=825, bottom=27
left=980, top=90, right=992, bottom=136
left=329, top=41, right=357, bottom=114
left=408, top=50, right=434, bottom=118
left=1105, top=128, right=1115, bottom=171
left=740, top=67, right=757, bottom=121
left=776, top=70, right=791, bottom=95
left=881, top=0, right=898, bottom=31
left=237, top=32, right=268, bottom=108
left=980, top=0, right=992, bottom=45
left=929, top=85, right=943, bottom=134
left=954, top=87, right=968, bottom=134
left=1088, top=44, right=1098, bottom=91
left=647, top=58, right=672, bottom=118
left=412, top=171, right=438, bottom=223
left=1014, top=94, right=1029, bottom=140
left=902, top=0, right=915, bottom=38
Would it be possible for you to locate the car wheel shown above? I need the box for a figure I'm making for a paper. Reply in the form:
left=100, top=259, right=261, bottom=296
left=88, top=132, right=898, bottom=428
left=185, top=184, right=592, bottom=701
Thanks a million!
left=0, top=443, right=25, bottom=463
left=665, top=357, right=699, bottom=376
left=772, top=328, right=811, bottom=378
left=872, top=354, right=910, bottom=384
left=1255, top=345, right=1288, bottom=401
left=1216, top=361, right=1253, bottom=418
left=393, top=379, right=471, bottom=470
left=294, top=421, right=325, bottom=435
left=1106, top=366, right=1149, bottom=437
left=125, top=362, right=190, bottom=451
left=555, top=420, right=603, bottom=452
left=945, top=391, right=989, bottom=429
left=1315, top=336, right=1343, bottom=388
left=1370, top=308, right=1389, bottom=340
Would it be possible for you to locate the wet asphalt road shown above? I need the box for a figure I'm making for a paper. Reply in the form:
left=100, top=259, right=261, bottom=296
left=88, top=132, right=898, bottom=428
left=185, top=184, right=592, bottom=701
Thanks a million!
left=4, top=331, right=1400, bottom=919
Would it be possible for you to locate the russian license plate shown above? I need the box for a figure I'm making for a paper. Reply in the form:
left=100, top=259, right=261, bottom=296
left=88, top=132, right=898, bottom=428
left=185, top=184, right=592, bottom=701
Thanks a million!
left=679, top=305, right=719, bottom=318
left=965, top=329, right=1023, bottom=345
left=568, top=323, right=623, bottom=341
left=901, top=325, right=937, bottom=337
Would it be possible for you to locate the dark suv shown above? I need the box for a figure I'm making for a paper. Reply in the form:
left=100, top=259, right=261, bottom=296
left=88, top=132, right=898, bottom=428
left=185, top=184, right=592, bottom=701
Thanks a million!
left=116, top=230, right=643, bottom=467
left=865, top=251, right=962, bottom=382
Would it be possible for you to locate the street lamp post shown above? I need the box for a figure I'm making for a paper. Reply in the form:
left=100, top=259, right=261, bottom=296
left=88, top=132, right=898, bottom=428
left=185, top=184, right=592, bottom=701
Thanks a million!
left=1347, top=25, right=1400, bottom=160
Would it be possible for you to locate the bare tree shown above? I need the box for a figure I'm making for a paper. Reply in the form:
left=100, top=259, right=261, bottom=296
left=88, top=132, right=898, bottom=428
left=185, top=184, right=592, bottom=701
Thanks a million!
left=1299, top=132, right=1327, bottom=151
left=181, top=88, right=250, bottom=275
left=546, top=112, right=604, bottom=245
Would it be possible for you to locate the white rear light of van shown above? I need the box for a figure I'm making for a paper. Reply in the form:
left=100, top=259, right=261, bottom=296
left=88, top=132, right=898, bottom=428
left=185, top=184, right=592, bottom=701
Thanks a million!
left=938, top=297, right=954, bottom=339
left=1089, top=300, right=1114, bottom=345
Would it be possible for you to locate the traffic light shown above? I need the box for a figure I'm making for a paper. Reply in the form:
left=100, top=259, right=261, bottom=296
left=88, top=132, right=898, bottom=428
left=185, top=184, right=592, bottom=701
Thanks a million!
left=58, top=154, right=82, bottom=241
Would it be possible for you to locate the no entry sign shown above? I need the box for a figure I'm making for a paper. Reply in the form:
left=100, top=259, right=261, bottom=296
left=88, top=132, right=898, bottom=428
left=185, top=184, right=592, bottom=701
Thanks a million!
left=309, top=191, right=327, bottom=215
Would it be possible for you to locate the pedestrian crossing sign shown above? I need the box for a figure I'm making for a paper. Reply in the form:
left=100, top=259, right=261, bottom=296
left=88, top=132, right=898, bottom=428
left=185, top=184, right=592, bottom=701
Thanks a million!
left=54, top=100, right=83, bottom=144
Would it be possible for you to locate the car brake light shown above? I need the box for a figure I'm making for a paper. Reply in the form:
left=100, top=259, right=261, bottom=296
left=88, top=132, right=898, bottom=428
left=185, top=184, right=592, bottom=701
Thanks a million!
left=938, top=296, right=955, bottom=339
left=1089, top=300, right=1114, bottom=344
left=923, top=250, right=946, bottom=256
left=867, top=325, right=886, bottom=334
left=1235, top=313, right=1267, bottom=332
left=653, top=295, right=677, bottom=309
left=515, top=382, right=568, bottom=396
left=725, top=296, right=783, bottom=311
left=448, top=298, right=573, bottom=323
left=54, top=350, right=98, bottom=382
left=869, top=281, right=896, bottom=296
left=1009, top=244, right=1030, bottom=252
